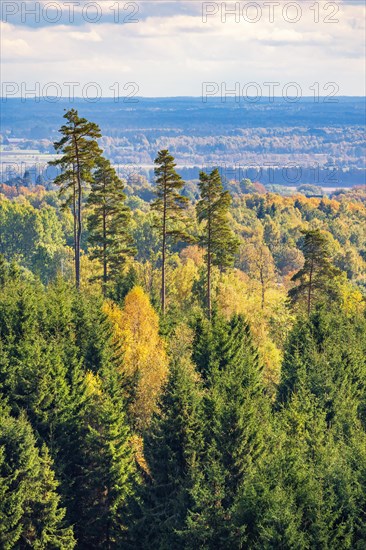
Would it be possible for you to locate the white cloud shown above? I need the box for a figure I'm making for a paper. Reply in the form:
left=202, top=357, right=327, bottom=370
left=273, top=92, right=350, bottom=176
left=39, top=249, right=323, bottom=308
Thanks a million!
left=1, top=1, right=365, bottom=96
left=0, top=37, right=31, bottom=59
left=71, top=30, right=102, bottom=42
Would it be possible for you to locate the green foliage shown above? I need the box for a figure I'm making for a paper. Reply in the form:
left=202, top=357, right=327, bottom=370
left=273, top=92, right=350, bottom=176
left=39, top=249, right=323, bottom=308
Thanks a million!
left=196, top=169, right=239, bottom=316
left=152, top=149, right=190, bottom=242
left=185, top=314, right=270, bottom=548
left=289, top=229, right=343, bottom=314
left=64, top=373, right=135, bottom=549
left=87, top=156, right=135, bottom=293
left=0, top=273, right=136, bottom=548
left=277, top=306, right=366, bottom=431
left=234, top=384, right=366, bottom=549
left=1, top=127, right=366, bottom=548
left=151, top=149, right=191, bottom=313
left=0, top=198, right=66, bottom=280
left=50, top=109, right=102, bottom=287
left=0, top=406, right=75, bottom=549
left=298, top=184, right=324, bottom=197
left=130, top=330, right=203, bottom=549
left=197, top=169, right=239, bottom=270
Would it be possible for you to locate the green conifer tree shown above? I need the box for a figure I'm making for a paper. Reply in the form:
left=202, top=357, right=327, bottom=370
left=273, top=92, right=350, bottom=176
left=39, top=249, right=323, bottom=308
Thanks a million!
left=0, top=406, right=75, bottom=549
left=289, top=229, right=342, bottom=315
left=0, top=277, right=72, bottom=453
left=196, top=169, right=239, bottom=318
left=186, top=314, right=269, bottom=548
left=87, top=156, right=135, bottom=295
left=50, top=109, right=102, bottom=288
left=130, top=329, right=204, bottom=549
left=277, top=306, right=366, bottom=429
left=237, top=385, right=365, bottom=549
left=64, top=372, right=135, bottom=549
left=151, top=149, right=190, bottom=314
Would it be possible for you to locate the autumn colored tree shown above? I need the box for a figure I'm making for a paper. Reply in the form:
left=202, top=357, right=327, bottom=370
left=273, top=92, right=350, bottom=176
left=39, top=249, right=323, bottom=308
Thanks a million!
left=103, top=287, right=169, bottom=430
left=196, top=169, right=239, bottom=318
left=245, top=238, right=277, bottom=309
left=2, top=133, right=366, bottom=549
left=50, top=109, right=102, bottom=288
left=151, top=150, right=189, bottom=314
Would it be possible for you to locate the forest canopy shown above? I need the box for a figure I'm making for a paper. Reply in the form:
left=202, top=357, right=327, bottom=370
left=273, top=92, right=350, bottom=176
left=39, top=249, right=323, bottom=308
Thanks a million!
left=0, top=110, right=365, bottom=549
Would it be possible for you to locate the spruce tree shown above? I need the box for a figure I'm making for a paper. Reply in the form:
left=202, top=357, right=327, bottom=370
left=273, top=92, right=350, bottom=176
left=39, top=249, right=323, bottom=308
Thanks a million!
left=196, top=169, right=239, bottom=318
left=151, top=149, right=189, bottom=314
left=130, top=325, right=204, bottom=548
left=239, top=385, right=365, bottom=549
left=0, top=276, right=73, bottom=453
left=186, top=314, right=269, bottom=548
left=260, top=304, right=366, bottom=549
left=63, top=372, right=135, bottom=549
left=0, top=406, right=75, bottom=549
left=87, top=156, right=135, bottom=295
left=71, top=289, right=115, bottom=375
left=50, top=109, right=102, bottom=288
left=277, top=306, right=366, bottom=429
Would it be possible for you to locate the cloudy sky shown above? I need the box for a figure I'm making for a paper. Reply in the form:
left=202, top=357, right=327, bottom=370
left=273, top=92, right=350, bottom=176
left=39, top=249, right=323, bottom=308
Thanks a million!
left=1, top=0, right=365, bottom=97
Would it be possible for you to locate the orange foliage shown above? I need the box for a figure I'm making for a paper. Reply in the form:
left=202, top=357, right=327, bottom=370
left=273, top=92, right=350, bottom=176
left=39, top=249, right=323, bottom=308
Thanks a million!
left=180, top=245, right=205, bottom=267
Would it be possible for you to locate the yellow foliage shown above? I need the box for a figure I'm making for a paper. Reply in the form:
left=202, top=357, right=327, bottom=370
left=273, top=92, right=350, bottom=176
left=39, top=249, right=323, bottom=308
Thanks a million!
left=103, top=287, right=169, bottom=430
left=259, top=339, right=282, bottom=393
left=84, top=371, right=103, bottom=398
left=170, top=258, right=199, bottom=305
left=130, top=433, right=150, bottom=476
left=216, top=270, right=292, bottom=393
left=338, top=281, right=366, bottom=317
left=102, top=300, right=125, bottom=348
left=133, top=260, right=160, bottom=297
left=80, top=253, right=103, bottom=292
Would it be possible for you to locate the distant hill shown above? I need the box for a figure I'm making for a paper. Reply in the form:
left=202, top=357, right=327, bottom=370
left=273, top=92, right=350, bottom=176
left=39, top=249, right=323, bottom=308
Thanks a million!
left=1, top=96, right=365, bottom=137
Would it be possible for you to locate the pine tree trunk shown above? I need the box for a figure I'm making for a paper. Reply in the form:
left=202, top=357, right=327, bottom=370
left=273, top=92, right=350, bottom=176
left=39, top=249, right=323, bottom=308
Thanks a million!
left=207, top=247, right=211, bottom=320
left=161, top=189, right=167, bottom=315
left=103, top=210, right=107, bottom=296
left=308, top=257, right=314, bottom=316
left=72, top=173, right=77, bottom=285
left=74, top=137, right=82, bottom=290
left=102, top=184, right=107, bottom=296
left=76, top=197, right=81, bottom=290
left=207, top=216, right=212, bottom=320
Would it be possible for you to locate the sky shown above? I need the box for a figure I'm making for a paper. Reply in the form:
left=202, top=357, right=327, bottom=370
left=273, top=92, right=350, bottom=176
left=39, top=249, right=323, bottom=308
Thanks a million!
left=1, top=0, right=365, bottom=98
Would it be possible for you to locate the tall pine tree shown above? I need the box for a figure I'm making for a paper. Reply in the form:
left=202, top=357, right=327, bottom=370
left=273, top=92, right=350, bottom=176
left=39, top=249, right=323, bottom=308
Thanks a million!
left=50, top=109, right=102, bottom=288
left=196, top=169, right=239, bottom=318
left=289, top=229, right=342, bottom=315
left=87, top=156, right=135, bottom=295
left=151, top=150, right=189, bottom=314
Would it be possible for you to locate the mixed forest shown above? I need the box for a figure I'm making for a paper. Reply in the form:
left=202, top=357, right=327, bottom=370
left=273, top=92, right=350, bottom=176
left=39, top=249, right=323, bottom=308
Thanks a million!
left=0, top=109, right=366, bottom=549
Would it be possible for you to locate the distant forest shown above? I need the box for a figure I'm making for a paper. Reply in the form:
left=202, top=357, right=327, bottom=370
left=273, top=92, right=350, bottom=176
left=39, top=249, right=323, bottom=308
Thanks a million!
left=1, top=98, right=365, bottom=186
